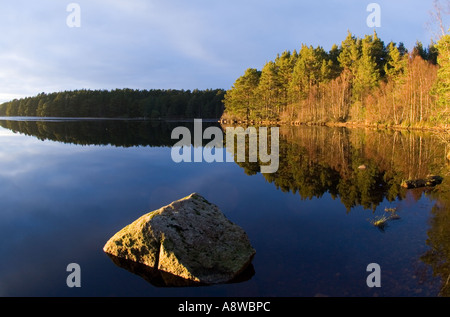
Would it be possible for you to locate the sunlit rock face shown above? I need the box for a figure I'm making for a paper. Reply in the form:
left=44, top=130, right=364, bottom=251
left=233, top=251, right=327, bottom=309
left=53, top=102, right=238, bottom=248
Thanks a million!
left=103, top=193, right=256, bottom=285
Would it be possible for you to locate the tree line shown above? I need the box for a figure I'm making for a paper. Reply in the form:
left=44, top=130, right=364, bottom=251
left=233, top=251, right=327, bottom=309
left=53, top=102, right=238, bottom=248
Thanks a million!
left=0, top=88, right=225, bottom=119
left=222, top=31, right=450, bottom=127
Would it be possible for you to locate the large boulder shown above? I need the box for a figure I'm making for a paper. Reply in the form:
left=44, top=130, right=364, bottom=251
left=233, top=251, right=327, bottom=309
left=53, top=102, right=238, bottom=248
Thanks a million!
left=103, top=193, right=256, bottom=285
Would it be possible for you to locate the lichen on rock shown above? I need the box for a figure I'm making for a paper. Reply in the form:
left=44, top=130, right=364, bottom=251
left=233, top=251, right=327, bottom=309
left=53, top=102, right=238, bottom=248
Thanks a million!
left=103, top=193, right=256, bottom=285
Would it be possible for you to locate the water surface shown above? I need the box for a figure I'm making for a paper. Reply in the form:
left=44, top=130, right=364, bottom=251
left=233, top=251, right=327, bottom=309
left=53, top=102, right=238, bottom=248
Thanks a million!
left=0, top=118, right=449, bottom=297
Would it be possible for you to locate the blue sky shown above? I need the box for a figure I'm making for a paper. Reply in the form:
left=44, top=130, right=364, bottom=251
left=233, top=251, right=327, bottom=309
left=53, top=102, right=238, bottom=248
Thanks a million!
left=0, top=0, right=448, bottom=103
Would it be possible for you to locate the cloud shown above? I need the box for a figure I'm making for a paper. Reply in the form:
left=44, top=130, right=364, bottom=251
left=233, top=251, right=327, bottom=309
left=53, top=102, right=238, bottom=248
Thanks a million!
left=0, top=0, right=441, bottom=103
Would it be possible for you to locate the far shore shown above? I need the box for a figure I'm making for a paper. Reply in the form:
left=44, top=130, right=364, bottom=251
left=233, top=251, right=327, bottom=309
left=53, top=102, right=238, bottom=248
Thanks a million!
left=219, top=118, right=450, bottom=133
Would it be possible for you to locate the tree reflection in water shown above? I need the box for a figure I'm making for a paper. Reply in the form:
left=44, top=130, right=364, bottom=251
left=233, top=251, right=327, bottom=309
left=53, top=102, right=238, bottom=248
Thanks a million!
left=1, top=118, right=449, bottom=295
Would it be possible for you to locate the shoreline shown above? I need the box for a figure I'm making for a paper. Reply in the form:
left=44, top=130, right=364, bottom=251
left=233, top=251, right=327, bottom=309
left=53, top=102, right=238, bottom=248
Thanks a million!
left=219, top=118, right=450, bottom=133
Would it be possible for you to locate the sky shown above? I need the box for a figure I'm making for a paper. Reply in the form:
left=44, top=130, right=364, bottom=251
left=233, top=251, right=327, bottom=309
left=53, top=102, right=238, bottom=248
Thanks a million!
left=0, top=0, right=448, bottom=103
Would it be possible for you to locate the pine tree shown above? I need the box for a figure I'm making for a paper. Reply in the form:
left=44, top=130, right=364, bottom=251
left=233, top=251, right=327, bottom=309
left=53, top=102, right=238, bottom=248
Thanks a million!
left=371, top=31, right=387, bottom=78
left=384, top=42, right=408, bottom=123
left=274, top=51, right=296, bottom=110
left=338, top=31, right=361, bottom=77
left=433, top=31, right=450, bottom=118
left=257, top=61, right=281, bottom=120
left=328, top=44, right=343, bottom=79
left=223, top=68, right=261, bottom=120
left=385, top=42, right=407, bottom=82
left=289, top=45, right=327, bottom=121
left=352, top=34, right=380, bottom=119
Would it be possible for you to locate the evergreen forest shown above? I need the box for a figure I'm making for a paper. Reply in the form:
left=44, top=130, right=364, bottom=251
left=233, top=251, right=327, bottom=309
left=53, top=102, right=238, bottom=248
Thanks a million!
left=0, top=88, right=225, bottom=119
left=222, top=31, right=450, bottom=128
left=1, top=30, right=449, bottom=128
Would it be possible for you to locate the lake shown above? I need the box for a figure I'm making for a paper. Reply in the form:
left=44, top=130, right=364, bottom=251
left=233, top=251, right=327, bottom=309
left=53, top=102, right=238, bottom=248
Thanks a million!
left=0, top=118, right=449, bottom=297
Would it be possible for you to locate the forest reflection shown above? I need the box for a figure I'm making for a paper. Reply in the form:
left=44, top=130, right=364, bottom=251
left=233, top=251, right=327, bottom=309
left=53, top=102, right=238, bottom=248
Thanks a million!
left=423, top=179, right=450, bottom=296
left=0, top=119, right=195, bottom=148
left=1, top=118, right=449, bottom=295
left=241, top=126, right=449, bottom=211
left=0, top=119, right=448, bottom=211
left=233, top=124, right=450, bottom=296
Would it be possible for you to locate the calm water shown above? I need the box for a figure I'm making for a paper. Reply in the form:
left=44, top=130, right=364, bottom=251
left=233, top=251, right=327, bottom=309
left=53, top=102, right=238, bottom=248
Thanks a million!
left=0, top=118, right=449, bottom=297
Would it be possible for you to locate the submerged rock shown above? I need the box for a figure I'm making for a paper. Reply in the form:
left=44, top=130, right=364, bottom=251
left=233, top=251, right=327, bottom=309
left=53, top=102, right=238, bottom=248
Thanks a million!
left=401, top=175, right=443, bottom=189
left=103, top=193, right=256, bottom=285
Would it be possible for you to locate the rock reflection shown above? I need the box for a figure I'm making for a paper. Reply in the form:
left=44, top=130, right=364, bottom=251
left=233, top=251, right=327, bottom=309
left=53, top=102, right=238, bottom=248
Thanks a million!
left=105, top=254, right=255, bottom=287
